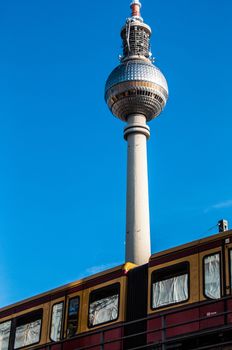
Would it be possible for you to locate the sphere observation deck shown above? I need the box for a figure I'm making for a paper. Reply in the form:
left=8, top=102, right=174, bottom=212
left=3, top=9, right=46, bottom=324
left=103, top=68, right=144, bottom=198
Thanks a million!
left=105, top=59, right=168, bottom=122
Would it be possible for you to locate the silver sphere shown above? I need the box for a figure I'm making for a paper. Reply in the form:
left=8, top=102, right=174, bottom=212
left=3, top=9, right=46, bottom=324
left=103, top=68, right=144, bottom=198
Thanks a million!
left=105, top=59, right=168, bottom=122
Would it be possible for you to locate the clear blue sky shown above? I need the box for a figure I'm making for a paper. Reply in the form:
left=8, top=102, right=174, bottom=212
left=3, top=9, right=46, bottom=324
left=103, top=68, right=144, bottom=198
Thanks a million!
left=0, top=0, right=231, bottom=307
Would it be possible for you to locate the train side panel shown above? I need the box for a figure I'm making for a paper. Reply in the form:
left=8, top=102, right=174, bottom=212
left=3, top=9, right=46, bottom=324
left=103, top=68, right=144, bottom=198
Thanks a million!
left=147, top=231, right=232, bottom=348
left=0, top=264, right=133, bottom=350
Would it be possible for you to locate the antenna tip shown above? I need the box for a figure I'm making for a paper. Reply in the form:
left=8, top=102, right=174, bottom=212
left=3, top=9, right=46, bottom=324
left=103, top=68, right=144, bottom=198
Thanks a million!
left=130, top=0, right=142, bottom=6
left=130, top=0, right=142, bottom=17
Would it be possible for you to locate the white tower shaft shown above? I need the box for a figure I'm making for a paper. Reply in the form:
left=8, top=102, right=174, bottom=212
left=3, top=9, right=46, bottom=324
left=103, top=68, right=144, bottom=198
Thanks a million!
left=124, top=114, right=151, bottom=265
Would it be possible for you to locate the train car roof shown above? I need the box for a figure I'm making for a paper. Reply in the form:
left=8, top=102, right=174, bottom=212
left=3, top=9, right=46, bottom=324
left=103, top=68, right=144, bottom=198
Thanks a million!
left=149, top=229, right=232, bottom=266
left=0, top=262, right=136, bottom=317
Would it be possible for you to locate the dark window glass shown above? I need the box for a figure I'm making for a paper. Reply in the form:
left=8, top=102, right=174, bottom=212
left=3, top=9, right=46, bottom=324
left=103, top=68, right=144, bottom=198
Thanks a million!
left=50, top=302, right=63, bottom=342
left=14, top=310, right=42, bottom=349
left=67, top=297, right=79, bottom=338
left=89, top=284, right=120, bottom=327
left=204, top=253, right=221, bottom=299
left=0, top=320, right=11, bottom=350
left=152, top=262, right=189, bottom=309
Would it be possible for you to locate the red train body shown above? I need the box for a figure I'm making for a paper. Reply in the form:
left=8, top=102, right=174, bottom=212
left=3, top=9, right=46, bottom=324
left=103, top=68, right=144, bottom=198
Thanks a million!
left=2, top=230, right=232, bottom=349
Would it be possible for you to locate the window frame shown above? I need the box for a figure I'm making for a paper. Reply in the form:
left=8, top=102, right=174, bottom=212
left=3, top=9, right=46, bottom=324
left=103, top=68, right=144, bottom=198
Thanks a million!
left=13, top=309, right=43, bottom=350
left=49, top=301, right=64, bottom=342
left=150, top=261, right=190, bottom=311
left=66, top=296, right=80, bottom=339
left=88, top=283, right=120, bottom=329
left=203, top=251, right=222, bottom=300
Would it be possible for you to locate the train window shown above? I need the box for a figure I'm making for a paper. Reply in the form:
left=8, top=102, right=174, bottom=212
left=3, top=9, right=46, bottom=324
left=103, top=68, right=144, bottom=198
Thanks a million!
left=67, top=297, right=79, bottom=338
left=88, top=283, right=120, bottom=327
left=204, top=253, right=221, bottom=299
left=14, top=310, right=43, bottom=349
left=151, top=262, right=189, bottom=309
left=0, top=320, right=11, bottom=350
left=50, top=302, right=64, bottom=342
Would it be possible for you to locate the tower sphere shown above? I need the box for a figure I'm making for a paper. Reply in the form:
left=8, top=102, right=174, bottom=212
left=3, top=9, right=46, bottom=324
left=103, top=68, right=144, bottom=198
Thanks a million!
left=105, top=59, right=168, bottom=122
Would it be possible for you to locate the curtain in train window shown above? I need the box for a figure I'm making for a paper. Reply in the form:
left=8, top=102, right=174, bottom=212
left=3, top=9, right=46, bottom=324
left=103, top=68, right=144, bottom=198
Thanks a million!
left=0, top=321, right=11, bottom=350
left=204, top=253, right=221, bottom=299
left=89, top=284, right=119, bottom=327
left=67, top=297, right=79, bottom=338
left=50, top=302, right=64, bottom=342
left=152, top=262, right=189, bottom=309
left=14, top=311, right=42, bottom=349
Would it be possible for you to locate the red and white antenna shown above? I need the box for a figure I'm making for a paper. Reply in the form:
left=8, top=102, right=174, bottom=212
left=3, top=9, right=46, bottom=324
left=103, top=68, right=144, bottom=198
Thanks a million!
left=130, top=0, right=142, bottom=18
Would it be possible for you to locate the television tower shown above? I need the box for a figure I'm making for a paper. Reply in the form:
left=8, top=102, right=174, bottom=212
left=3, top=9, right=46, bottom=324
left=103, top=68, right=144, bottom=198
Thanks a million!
left=105, top=1, right=168, bottom=265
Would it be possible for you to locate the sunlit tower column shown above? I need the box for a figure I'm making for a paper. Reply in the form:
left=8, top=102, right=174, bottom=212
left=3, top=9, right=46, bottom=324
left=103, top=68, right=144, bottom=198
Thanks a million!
left=105, top=0, right=168, bottom=265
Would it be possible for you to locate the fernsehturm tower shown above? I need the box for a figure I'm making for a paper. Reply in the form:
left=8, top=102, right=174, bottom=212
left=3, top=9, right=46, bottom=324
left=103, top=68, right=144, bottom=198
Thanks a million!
left=105, top=1, right=168, bottom=265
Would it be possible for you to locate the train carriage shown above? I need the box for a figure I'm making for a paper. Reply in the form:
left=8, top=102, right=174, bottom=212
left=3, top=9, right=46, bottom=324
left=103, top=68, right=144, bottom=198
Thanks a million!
left=0, top=263, right=135, bottom=350
left=147, top=229, right=232, bottom=349
left=2, top=230, right=232, bottom=350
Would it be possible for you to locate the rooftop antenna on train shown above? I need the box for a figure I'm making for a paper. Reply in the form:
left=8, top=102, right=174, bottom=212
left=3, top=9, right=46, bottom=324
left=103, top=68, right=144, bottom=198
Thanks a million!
left=218, top=219, right=229, bottom=233
left=105, top=0, right=168, bottom=265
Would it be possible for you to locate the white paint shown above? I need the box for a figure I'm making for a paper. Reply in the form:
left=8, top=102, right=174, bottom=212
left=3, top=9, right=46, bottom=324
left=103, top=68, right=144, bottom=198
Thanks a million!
left=124, top=114, right=151, bottom=265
